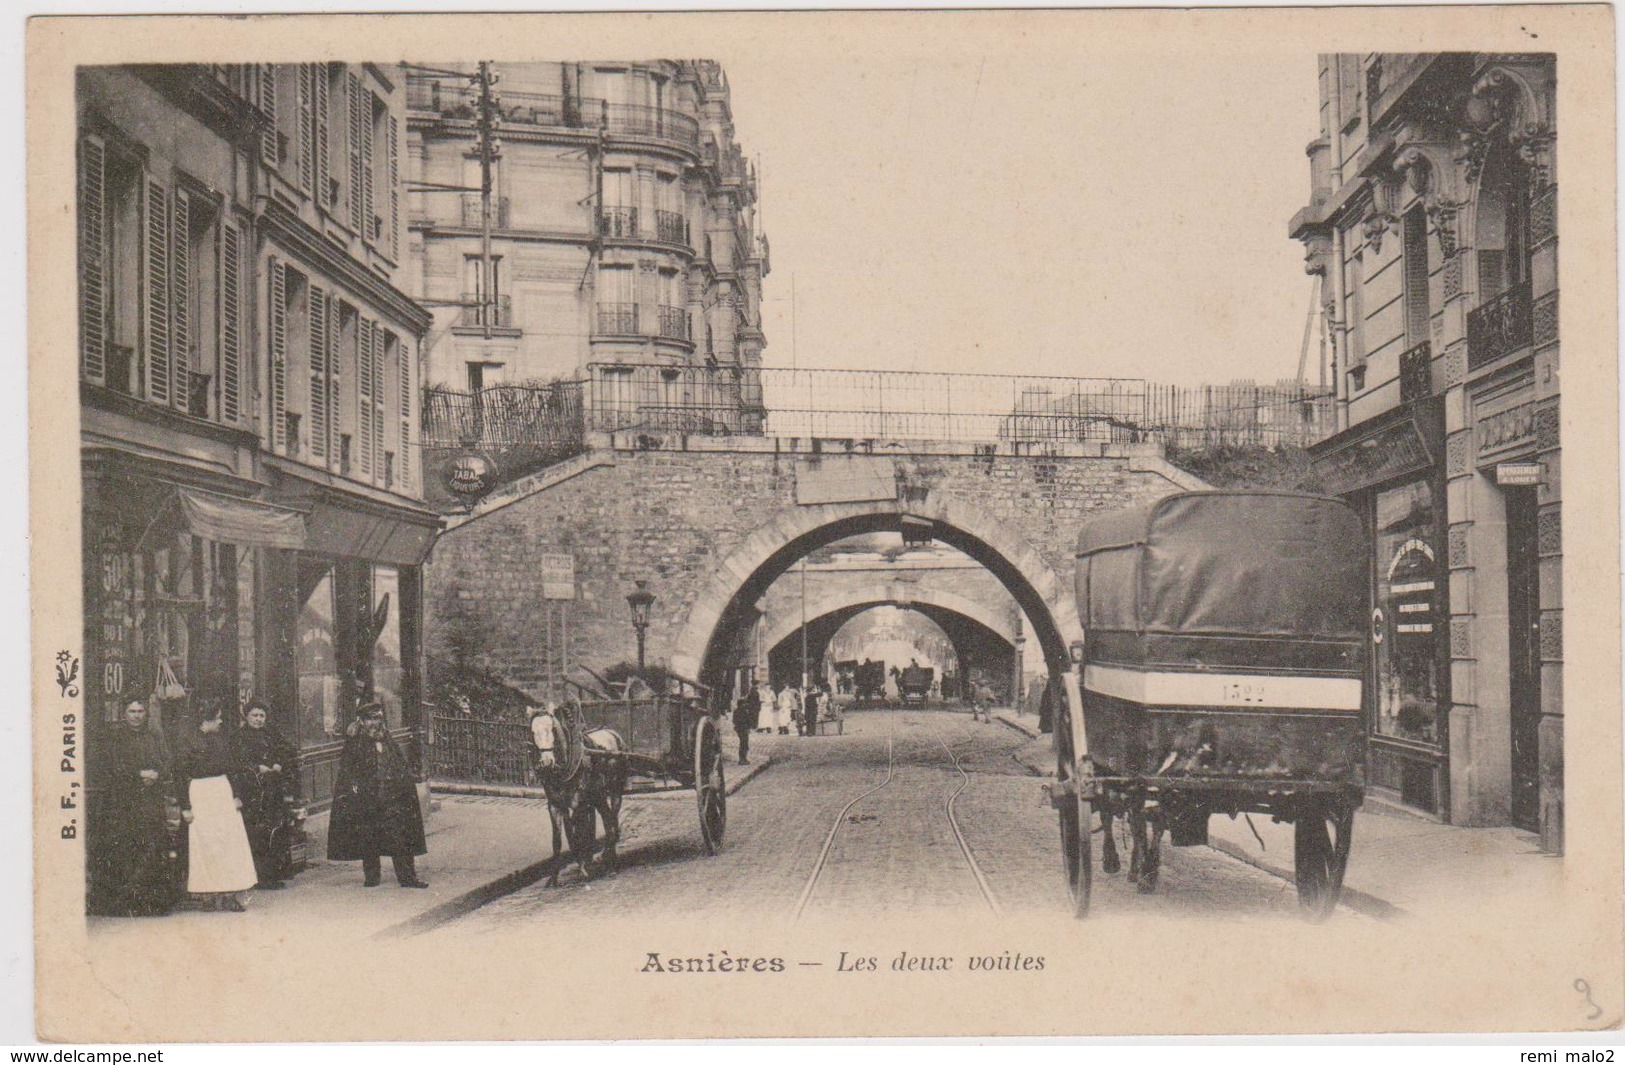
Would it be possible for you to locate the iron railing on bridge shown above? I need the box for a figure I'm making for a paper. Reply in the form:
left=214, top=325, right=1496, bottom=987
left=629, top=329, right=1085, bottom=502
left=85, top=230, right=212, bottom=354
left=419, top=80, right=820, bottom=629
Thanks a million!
left=424, top=364, right=1336, bottom=454
left=421, top=380, right=586, bottom=451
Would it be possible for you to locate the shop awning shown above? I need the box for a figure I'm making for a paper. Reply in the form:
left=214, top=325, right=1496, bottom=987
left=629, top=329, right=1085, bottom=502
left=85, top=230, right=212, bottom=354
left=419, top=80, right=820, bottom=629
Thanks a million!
left=177, top=488, right=307, bottom=550
left=301, top=501, right=439, bottom=566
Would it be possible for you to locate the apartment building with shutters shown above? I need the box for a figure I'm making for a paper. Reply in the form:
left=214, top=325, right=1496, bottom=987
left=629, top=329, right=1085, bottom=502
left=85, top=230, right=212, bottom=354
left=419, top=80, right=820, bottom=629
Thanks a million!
left=1291, top=54, right=1561, bottom=850
left=76, top=63, right=436, bottom=909
left=403, top=60, right=770, bottom=448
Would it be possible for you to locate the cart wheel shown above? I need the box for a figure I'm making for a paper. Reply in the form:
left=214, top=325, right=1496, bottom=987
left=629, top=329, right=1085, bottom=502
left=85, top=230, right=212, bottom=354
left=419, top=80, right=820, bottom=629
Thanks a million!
left=1054, top=711, right=1092, bottom=918
left=1128, top=800, right=1163, bottom=894
left=695, top=716, right=727, bottom=855
left=1294, top=801, right=1354, bottom=920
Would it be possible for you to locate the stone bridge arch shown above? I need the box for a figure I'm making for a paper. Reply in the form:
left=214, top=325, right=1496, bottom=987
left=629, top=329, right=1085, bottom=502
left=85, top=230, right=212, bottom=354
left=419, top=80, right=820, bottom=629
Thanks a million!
left=669, top=496, right=1085, bottom=689
left=760, top=585, right=1020, bottom=654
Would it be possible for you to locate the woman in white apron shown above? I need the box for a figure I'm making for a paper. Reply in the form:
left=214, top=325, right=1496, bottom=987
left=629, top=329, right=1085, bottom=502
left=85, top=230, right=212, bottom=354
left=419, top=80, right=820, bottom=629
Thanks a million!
left=178, top=709, right=258, bottom=911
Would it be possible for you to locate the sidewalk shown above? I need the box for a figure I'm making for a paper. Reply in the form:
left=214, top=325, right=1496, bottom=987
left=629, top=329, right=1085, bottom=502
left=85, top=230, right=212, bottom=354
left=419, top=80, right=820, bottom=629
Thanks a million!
left=992, top=708, right=1562, bottom=919
left=89, top=729, right=788, bottom=944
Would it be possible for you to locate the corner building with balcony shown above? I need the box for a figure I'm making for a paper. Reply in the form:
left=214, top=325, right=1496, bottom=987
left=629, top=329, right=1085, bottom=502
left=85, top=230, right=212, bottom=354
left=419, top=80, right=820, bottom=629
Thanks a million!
left=403, top=61, right=770, bottom=422
left=1291, top=54, right=1560, bottom=849
left=76, top=64, right=438, bottom=910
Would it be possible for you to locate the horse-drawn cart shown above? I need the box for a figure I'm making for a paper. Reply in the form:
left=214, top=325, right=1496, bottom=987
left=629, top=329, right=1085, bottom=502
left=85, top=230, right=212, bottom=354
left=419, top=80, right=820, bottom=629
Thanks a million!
left=532, top=672, right=728, bottom=878
left=897, top=664, right=934, bottom=704
left=1053, top=492, right=1367, bottom=920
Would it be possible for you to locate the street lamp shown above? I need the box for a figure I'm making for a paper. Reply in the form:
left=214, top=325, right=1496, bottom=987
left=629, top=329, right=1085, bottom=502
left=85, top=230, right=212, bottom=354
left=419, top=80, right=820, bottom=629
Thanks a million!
left=626, top=580, right=656, bottom=674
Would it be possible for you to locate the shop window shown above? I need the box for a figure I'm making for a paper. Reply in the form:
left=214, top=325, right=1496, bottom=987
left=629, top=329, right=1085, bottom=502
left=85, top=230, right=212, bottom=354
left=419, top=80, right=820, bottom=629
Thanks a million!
left=296, top=563, right=342, bottom=746
left=1372, top=479, right=1443, bottom=745
left=371, top=566, right=403, bottom=731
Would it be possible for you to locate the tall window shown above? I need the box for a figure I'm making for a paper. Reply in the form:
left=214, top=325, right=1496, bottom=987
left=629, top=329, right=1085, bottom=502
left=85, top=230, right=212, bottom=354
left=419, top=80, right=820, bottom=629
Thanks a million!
left=1476, top=151, right=1534, bottom=299
left=464, top=255, right=503, bottom=326
left=598, top=264, right=637, bottom=333
left=1402, top=205, right=1431, bottom=346
left=371, top=566, right=403, bottom=731
left=296, top=563, right=341, bottom=746
left=1372, top=480, right=1442, bottom=746
left=602, top=168, right=636, bottom=236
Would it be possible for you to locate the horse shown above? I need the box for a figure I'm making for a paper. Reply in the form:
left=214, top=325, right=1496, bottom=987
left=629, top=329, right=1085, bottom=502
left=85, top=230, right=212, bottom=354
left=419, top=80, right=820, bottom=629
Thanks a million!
left=529, top=703, right=628, bottom=886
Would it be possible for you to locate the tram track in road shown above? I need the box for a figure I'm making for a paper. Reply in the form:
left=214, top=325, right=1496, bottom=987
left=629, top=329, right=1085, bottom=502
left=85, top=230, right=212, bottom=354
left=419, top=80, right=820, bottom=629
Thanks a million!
left=922, top=714, right=1002, bottom=916
left=793, top=709, right=1002, bottom=920
left=791, top=707, right=897, bottom=921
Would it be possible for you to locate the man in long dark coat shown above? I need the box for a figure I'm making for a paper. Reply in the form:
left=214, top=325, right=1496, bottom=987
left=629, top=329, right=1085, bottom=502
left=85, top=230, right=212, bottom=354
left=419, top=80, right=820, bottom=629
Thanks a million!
left=233, top=699, right=298, bottom=890
left=97, top=700, right=176, bottom=916
left=733, top=684, right=761, bottom=765
left=327, top=702, right=428, bottom=888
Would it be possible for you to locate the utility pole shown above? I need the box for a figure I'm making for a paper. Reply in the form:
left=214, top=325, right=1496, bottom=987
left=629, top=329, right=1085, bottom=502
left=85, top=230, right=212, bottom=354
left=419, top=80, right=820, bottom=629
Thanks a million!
left=799, top=556, right=809, bottom=689
left=475, top=61, right=500, bottom=342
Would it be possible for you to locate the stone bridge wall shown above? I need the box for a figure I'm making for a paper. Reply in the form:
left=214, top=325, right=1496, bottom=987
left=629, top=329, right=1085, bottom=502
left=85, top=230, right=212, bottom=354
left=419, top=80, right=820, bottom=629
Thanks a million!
left=425, top=434, right=1202, bottom=699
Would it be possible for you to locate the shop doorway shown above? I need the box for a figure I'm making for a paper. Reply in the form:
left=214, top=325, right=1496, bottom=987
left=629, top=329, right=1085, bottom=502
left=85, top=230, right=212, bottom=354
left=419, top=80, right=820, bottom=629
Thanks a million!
left=1505, top=486, right=1542, bottom=832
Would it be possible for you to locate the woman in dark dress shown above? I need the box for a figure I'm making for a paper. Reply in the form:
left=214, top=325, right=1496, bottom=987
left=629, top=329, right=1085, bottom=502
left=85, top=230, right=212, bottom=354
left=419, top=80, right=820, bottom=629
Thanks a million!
left=233, top=699, right=297, bottom=890
left=327, top=702, right=428, bottom=888
left=98, top=700, right=176, bottom=917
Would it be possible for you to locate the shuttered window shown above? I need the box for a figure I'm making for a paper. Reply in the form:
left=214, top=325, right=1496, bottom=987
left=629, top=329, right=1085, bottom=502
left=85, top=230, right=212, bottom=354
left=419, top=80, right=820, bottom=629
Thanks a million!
left=398, top=338, right=413, bottom=492
left=219, top=221, right=242, bottom=422
left=347, top=74, right=364, bottom=232
left=259, top=65, right=279, bottom=168
left=268, top=256, right=288, bottom=453
left=309, top=284, right=329, bottom=460
left=78, top=135, right=107, bottom=385
left=371, top=325, right=386, bottom=485
left=314, top=64, right=331, bottom=209
left=298, top=63, right=316, bottom=195
left=357, top=316, right=375, bottom=478
left=387, top=108, right=399, bottom=257
left=361, top=91, right=377, bottom=244
left=143, top=177, right=171, bottom=406
left=169, top=188, right=191, bottom=412
left=326, top=295, right=341, bottom=470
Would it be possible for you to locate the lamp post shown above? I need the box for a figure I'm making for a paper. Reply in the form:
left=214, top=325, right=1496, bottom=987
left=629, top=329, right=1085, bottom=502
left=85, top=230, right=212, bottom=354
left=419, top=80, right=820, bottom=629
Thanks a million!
left=626, top=580, right=655, bottom=675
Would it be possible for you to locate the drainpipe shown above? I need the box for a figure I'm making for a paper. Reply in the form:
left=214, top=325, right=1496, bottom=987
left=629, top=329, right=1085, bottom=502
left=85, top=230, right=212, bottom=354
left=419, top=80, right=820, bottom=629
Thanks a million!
left=1325, top=55, right=1349, bottom=433
left=1331, top=224, right=1349, bottom=433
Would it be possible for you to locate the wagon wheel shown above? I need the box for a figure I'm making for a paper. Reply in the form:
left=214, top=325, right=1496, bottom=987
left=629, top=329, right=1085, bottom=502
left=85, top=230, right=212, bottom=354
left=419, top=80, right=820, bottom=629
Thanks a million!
left=694, top=715, right=727, bottom=855
left=1128, top=799, right=1164, bottom=894
left=1054, top=709, right=1092, bottom=918
left=1294, top=798, right=1355, bottom=920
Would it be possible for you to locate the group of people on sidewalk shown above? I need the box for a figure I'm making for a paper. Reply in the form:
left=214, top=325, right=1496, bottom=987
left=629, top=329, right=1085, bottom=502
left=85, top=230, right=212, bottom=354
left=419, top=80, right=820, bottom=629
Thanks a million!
left=97, top=697, right=429, bottom=918
left=730, top=679, right=842, bottom=765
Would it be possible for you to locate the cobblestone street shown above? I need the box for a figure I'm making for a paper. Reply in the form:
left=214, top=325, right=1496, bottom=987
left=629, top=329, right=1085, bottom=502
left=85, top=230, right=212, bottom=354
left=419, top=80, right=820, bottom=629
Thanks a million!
left=435, top=708, right=1362, bottom=935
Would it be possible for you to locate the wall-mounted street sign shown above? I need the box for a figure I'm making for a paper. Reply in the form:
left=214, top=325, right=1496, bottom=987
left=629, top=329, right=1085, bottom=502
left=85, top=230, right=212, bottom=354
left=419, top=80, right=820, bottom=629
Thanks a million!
left=1495, top=461, right=1546, bottom=487
left=539, top=553, right=576, bottom=600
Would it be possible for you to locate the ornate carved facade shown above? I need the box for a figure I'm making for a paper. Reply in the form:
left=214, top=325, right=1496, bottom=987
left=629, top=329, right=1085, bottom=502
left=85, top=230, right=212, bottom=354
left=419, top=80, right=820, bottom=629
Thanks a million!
left=1293, top=53, right=1561, bottom=851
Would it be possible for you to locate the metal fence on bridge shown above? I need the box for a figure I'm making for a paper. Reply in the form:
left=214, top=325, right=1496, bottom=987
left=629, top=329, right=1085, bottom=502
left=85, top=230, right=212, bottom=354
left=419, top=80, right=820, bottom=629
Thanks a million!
left=421, top=364, right=1334, bottom=454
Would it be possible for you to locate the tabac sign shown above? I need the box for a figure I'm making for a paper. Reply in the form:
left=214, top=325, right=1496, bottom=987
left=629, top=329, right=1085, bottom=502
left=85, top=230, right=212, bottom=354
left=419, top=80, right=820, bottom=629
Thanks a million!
left=445, top=453, right=496, bottom=498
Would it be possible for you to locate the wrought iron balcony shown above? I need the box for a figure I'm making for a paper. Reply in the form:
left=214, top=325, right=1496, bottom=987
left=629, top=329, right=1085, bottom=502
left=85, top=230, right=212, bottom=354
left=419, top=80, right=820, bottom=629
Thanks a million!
left=598, top=207, right=640, bottom=239
left=657, top=305, right=691, bottom=342
left=1467, top=280, right=1533, bottom=371
left=1399, top=340, right=1432, bottom=405
left=461, top=193, right=510, bottom=229
left=406, top=79, right=702, bottom=151
left=456, top=293, right=513, bottom=329
left=654, top=210, right=689, bottom=246
left=596, top=302, right=640, bottom=335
